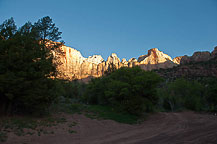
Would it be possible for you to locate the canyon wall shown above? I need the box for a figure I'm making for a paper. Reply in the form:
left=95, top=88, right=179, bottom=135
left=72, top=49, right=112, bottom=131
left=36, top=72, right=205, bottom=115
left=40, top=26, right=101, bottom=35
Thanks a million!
left=54, top=44, right=217, bottom=80
left=54, top=45, right=178, bottom=80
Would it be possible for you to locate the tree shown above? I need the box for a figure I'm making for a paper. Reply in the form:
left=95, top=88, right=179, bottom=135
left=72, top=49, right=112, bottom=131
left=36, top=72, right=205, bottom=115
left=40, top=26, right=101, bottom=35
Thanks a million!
left=33, top=16, right=64, bottom=77
left=158, top=78, right=205, bottom=111
left=84, top=67, right=162, bottom=116
left=204, top=78, right=217, bottom=112
left=0, top=16, right=63, bottom=115
left=33, top=16, right=62, bottom=42
left=0, top=17, right=17, bottom=40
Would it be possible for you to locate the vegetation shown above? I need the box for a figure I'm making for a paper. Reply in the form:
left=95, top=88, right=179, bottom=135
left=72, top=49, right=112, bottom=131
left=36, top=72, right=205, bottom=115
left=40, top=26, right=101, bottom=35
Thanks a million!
left=0, top=114, right=69, bottom=142
left=84, top=105, right=139, bottom=124
left=157, top=78, right=217, bottom=112
left=83, top=66, right=162, bottom=116
left=57, top=79, right=86, bottom=101
left=0, top=16, right=63, bottom=115
left=157, top=79, right=205, bottom=111
left=203, top=78, right=217, bottom=112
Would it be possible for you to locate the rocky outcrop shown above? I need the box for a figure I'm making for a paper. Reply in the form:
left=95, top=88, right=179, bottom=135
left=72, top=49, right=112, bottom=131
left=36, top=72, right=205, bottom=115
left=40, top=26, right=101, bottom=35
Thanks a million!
left=105, top=53, right=122, bottom=69
left=173, top=56, right=184, bottom=64
left=54, top=45, right=124, bottom=80
left=128, top=58, right=139, bottom=67
left=86, top=55, right=104, bottom=64
left=54, top=44, right=217, bottom=80
left=157, top=58, right=217, bottom=79
left=191, top=51, right=211, bottom=62
left=121, top=58, right=128, bottom=67
left=55, top=45, right=85, bottom=80
left=139, top=48, right=173, bottom=64
left=211, top=46, right=217, bottom=58
left=138, top=48, right=177, bottom=70
left=138, top=55, right=148, bottom=62
left=54, top=46, right=178, bottom=80
left=156, top=47, right=217, bottom=79
left=180, top=51, right=212, bottom=64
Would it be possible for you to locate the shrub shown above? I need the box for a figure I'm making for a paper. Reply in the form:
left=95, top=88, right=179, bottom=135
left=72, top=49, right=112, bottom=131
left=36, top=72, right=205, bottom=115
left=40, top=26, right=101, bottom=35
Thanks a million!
left=204, top=78, right=217, bottom=112
left=158, top=78, right=205, bottom=111
left=57, top=80, right=86, bottom=102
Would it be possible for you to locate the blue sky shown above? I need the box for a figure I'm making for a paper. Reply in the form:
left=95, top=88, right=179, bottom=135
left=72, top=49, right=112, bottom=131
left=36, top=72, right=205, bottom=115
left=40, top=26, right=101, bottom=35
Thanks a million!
left=0, top=0, right=217, bottom=60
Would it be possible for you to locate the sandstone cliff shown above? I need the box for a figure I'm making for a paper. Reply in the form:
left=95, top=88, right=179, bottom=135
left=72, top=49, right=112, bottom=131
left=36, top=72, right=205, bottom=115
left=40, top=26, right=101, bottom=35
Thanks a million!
left=173, top=56, right=184, bottom=64
left=54, top=44, right=217, bottom=80
left=138, top=48, right=177, bottom=70
left=54, top=45, right=177, bottom=80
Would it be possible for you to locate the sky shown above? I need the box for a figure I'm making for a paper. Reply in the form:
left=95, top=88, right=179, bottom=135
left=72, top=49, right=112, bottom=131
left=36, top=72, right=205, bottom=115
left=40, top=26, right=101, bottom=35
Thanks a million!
left=0, top=0, right=217, bottom=60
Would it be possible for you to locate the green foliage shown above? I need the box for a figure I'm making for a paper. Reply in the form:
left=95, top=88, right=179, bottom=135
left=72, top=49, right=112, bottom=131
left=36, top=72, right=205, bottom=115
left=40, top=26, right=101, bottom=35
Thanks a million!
left=33, top=16, right=62, bottom=41
left=158, top=78, right=205, bottom=111
left=68, top=130, right=77, bottom=134
left=0, top=115, right=69, bottom=141
left=0, top=17, right=17, bottom=40
left=58, top=80, right=86, bottom=100
left=0, top=131, right=7, bottom=142
left=203, top=78, right=217, bottom=112
left=0, top=16, right=63, bottom=115
left=84, top=67, right=162, bottom=116
left=49, top=80, right=87, bottom=114
left=85, top=105, right=139, bottom=124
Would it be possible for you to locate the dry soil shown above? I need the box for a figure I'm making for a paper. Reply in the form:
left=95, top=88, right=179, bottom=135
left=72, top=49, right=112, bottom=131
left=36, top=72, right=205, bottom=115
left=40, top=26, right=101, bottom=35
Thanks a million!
left=4, top=112, right=217, bottom=144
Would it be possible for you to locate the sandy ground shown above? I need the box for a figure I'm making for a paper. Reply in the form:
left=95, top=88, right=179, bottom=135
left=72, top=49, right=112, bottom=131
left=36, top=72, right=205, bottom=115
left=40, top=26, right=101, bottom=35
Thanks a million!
left=4, top=112, right=217, bottom=144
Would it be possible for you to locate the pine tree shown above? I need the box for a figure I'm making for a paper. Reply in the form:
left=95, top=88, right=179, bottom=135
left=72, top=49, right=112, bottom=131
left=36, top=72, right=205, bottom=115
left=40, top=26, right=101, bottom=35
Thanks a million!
left=0, top=16, right=63, bottom=115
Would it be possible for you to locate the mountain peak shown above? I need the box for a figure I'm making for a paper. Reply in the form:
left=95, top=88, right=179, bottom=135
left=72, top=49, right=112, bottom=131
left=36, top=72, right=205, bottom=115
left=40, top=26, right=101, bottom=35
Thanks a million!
left=86, top=55, right=104, bottom=64
left=111, top=53, right=118, bottom=57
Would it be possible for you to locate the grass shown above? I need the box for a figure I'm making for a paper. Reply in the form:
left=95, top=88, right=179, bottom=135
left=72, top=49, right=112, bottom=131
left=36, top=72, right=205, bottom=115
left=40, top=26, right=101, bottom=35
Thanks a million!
left=0, top=101, right=141, bottom=142
left=50, top=97, right=141, bottom=124
left=68, top=122, right=77, bottom=127
left=0, top=131, right=7, bottom=142
left=50, top=100, right=85, bottom=114
left=53, top=100, right=140, bottom=124
left=84, top=105, right=139, bottom=124
left=54, top=100, right=140, bottom=124
left=0, top=115, right=68, bottom=142
left=68, top=130, right=77, bottom=134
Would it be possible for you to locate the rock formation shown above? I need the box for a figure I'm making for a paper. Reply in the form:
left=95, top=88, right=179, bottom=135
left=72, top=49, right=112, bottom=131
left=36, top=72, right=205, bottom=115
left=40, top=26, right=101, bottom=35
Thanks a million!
left=138, top=48, right=177, bottom=70
left=173, top=56, right=184, bottom=64
left=54, top=45, right=178, bottom=80
left=211, top=46, right=217, bottom=58
left=156, top=47, right=217, bottom=79
left=180, top=51, right=212, bottom=64
left=53, top=43, right=217, bottom=80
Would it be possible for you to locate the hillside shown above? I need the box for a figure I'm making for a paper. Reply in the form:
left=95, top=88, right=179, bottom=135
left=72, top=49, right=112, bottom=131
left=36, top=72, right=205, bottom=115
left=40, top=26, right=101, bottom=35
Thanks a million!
left=155, top=46, right=217, bottom=80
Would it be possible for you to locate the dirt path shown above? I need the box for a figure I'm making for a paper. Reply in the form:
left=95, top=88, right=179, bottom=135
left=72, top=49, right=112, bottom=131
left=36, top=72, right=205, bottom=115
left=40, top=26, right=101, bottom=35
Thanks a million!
left=4, top=112, right=217, bottom=144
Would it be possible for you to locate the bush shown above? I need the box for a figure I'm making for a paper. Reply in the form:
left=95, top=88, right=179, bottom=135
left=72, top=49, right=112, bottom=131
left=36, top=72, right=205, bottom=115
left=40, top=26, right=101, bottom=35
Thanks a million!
left=158, top=78, right=205, bottom=111
left=203, top=78, right=217, bottom=112
left=84, top=67, right=162, bottom=116
left=57, top=80, right=86, bottom=101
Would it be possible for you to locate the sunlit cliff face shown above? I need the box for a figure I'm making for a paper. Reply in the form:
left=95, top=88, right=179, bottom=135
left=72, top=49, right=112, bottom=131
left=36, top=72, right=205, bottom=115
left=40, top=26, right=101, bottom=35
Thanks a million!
left=54, top=45, right=177, bottom=80
left=53, top=43, right=217, bottom=81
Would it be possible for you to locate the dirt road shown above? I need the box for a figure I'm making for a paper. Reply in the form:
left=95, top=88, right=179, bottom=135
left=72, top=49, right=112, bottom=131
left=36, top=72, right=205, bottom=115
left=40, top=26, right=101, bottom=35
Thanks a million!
left=5, top=112, right=217, bottom=144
